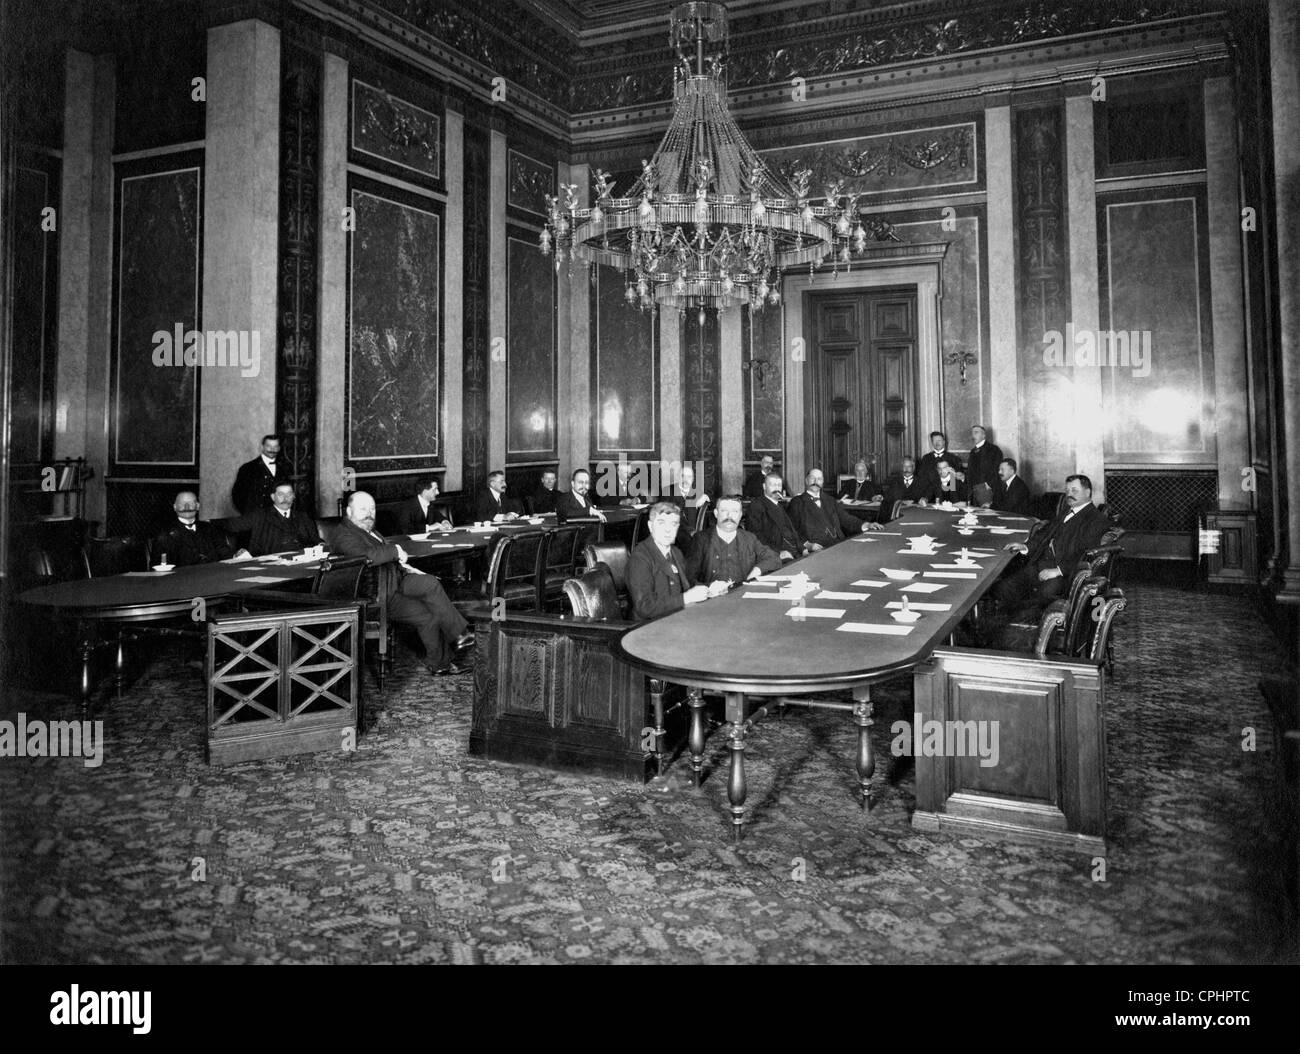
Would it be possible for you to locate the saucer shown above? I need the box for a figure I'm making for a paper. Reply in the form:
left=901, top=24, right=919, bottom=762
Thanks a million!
left=151, top=564, right=175, bottom=573
left=957, top=528, right=974, bottom=535
left=890, top=609, right=922, bottom=623
left=881, top=568, right=916, bottom=580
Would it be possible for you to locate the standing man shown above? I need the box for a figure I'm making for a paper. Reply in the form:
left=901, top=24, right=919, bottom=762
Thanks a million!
left=964, top=425, right=1004, bottom=504
left=527, top=470, right=560, bottom=516
left=332, top=491, right=473, bottom=676
left=743, top=455, right=779, bottom=499
left=787, top=468, right=883, bottom=551
left=744, top=472, right=805, bottom=561
left=686, top=495, right=782, bottom=587
left=473, top=470, right=521, bottom=522
left=237, top=482, right=322, bottom=555
left=626, top=502, right=713, bottom=620
left=555, top=468, right=607, bottom=523
left=994, top=458, right=1033, bottom=515
left=395, top=476, right=454, bottom=535
left=232, top=434, right=282, bottom=514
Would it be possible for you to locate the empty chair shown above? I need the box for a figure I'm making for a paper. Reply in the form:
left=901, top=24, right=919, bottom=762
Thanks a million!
left=1088, top=587, right=1127, bottom=674
left=313, top=555, right=392, bottom=690
left=562, top=565, right=621, bottom=621
left=630, top=509, right=649, bottom=548
left=539, top=525, right=583, bottom=608
left=82, top=536, right=148, bottom=577
left=996, top=568, right=1105, bottom=656
left=1034, top=574, right=1108, bottom=659
left=486, top=531, right=546, bottom=611
left=582, top=541, right=629, bottom=593
left=315, top=516, right=343, bottom=549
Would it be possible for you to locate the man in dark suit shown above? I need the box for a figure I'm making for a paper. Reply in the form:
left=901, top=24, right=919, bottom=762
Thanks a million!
left=597, top=459, right=643, bottom=508
left=555, top=468, right=607, bottom=523
left=837, top=459, right=880, bottom=503
left=744, top=472, right=804, bottom=561
left=686, top=495, right=782, bottom=587
left=473, top=470, right=522, bottom=522
left=880, top=456, right=929, bottom=515
left=743, top=455, right=780, bottom=499
left=917, top=431, right=964, bottom=498
left=993, top=473, right=1110, bottom=607
left=231, top=434, right=283, bottom=514
left=395, top=477, right=453, bottom=535
left=626, top=502, right=712, bottom=620
left=331, top=491, right=473, bottom=676
left=964, top=425, right=1003, bottom=496
left=527, top=470, right=559, bottom=516
left=932, top=458, right=968, bottom=504
left=994, top=458, right=1033, bottom=516
left=154, top=491, right=247, bottom=566
left=787, top=468, right=883, bottom=551
left=236, top=483, right=322, bottom=556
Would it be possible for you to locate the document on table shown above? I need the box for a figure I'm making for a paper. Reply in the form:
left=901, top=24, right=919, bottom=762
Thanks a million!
left=925, top=571, right=976, bottom=579
left=930, top=563, right=983, bottom=570
left=896, top=548, right=944, bottom=555
left=426, top=543, right=471, bottom=548
left=235, top=575, right=294, bottom=584
left=814, top=590, right=872, bottom=601
left=900, top=582, right=947, bottom=594
left=885, top=600, right=951, bottom=611
left=837, top=622, right=914, bottom=635
left=785, top=607, right=846, bottom=619
left=851, top=579, right=889, bottom=588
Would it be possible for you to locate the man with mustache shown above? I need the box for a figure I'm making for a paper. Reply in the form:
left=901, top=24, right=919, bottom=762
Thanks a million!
left=994, top=473, right=1109, bottom=607
left=555, top=468, right=607, bottom=523
left=685, top=494, right=781, bottom=588
left=231, top=434, right=283, bottom=514
left=154, top=491, right=248, bottom=566
left=787, top=468, right=883, bottom=551
left=331, top=491, right=473, bottom=676
left=235, top=482, right=322, bottom=556
left=743, top=472, right=805, bottom=561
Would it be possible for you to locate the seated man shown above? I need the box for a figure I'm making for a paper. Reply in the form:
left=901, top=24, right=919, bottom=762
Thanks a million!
left=626, top=502, right=712, bottom=621
left=236, top=482, right=322, bottom=556
left=686, top=495, right=781, bottom=588
left=837, top=460, right=880, bottom=503
left=993, top=473, right=1110, bottom=609
left=743, top=472, right=805, bottom=561
left=527, top=469, right=559, bottom=516
left=395, top=477, right=453, bottom=535
left=994, top=458, right=1033, bottom=516
left=743, top=455, right=783, bottom=499
left=881, top=456, right=930, bottom=512
left=555, top=468, right=607, bottom=523
left=932, top=458, right=968, bottom=504
left=473, top=470, right=522, bottom=522
left=917, top=431, right=964, bottom=496
left=154, top=491, right=248, bottom=566
left=597, top=459, right=644, bottom=508
left=332, top=491, right=473, bottom=676
left=787, top=468, right=883, bottom=551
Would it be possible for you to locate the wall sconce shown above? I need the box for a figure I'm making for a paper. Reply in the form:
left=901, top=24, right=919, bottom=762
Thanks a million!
left=944, top=344, right=978, bottom=385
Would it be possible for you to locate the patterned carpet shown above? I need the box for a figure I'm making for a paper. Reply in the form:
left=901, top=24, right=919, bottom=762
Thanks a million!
left=0, top=581, right=1294, bottom=964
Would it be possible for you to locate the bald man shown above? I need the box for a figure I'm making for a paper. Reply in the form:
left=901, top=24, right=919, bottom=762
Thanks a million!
left=331, top=491, right=473, bottom=676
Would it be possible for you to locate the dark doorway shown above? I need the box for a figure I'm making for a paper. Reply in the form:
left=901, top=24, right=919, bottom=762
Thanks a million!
left=803, top=287, right=919, bottom=485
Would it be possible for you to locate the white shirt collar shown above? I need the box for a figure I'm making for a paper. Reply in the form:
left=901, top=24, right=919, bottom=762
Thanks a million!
left=262, top=455, right=276, bottom=471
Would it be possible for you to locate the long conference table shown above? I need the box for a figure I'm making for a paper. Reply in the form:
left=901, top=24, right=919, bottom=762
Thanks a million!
left=18, top=508, right=640, bottom=704
left=613, top=505, right=1034, bottom=839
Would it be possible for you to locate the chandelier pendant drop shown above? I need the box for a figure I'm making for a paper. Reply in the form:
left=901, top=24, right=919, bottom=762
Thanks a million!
left=540, top=1, right=898, bottom=317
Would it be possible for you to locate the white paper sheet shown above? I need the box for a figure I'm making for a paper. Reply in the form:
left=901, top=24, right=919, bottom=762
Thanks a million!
left=885, top=600, right=951, bottom=611
left=784, top=607, right=845, bottom=619
left=924, top=571, right=976, bottom=579
left=814, top=590, right=872, bottom=601
left=836, top=622, right=914, bottom=635
left=899, top=582, right=946, bottom=594
left=930, top=563, right=983, bottom=570
left=896, top=549, right=942, bottom=556
left=851, top=579, right=889, bottom=588
left=235, top=575, right=293, bottom=584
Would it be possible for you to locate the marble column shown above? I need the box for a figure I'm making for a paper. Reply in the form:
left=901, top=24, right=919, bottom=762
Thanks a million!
left=55, top=50, right=114, bottom=524
left=560, top=161, right=590, bottom=476
left=1270, top=0, right=1300, bottom=601
left=488, top=129, right=507, bottom=475
left=1204, top=75, right=1250, bottom=510
left=443, top=109, right=465, bottom=491
left=1064, top=93, right=1105, bottom=502
left=200, top=19, right=279, bottom=516
left=719, top=308, right=743, bottom=493
left=316, top=49, right=347, bottom=514
left=985, top=103, right=1020, bottom=466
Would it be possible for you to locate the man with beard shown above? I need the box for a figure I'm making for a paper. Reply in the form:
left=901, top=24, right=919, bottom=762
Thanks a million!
left=555, top=468, right=607, bottom=523
left=743, top=472, right=805, bottom=561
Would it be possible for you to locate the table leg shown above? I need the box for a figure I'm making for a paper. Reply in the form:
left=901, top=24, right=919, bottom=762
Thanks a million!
left=687, top=689, right=707, bottom=787
left=80, top=635, right=95, bottom=709
left=725, top=692, right=747, bottom=841
left=649, top=680, right=667, bottom=777
left=853, top=686, right=875, bottom=809
left=114, top=630, right=127, bottom=696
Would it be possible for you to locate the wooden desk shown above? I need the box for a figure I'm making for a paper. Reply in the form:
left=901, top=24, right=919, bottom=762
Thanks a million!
left=613, top=507, right=1034, bottom=838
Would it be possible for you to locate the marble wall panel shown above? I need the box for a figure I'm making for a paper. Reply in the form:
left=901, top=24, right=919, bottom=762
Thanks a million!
left=506, top=234, right=556, bottom=458
left=11, top=162, right=58, bottom=465
left=507, top=149, right=553, bottom=217
left=682, top=312, right=721, bottom=495
left=742, top=304, right=784, bottom=457
left=347, top=186, right=441, bottom=465
left=591, top=265, right=657, bottom=456
left=352, top=79, right=441, bottom=182
left=113, top=165, right=201, bottom=467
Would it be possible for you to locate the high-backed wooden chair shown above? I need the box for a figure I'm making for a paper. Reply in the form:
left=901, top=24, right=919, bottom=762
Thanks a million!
left=630, top=509, right=649, bottom=549
left=562, top=566, right=621, bottom=621
left=1088, top=588, right=1127, bottom=673
left=82, top=535, right=148, bottom=577
left=583, top=541, right=629, bottom=592
left=486, top=531, right=546, bottom=611
left=314, top=555, right=393, bottom=690
left=539, top=525, right=583, bottom=609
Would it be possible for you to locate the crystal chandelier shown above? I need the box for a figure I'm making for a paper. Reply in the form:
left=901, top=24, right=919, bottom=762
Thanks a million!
left=540, top=1, right=898, bottom=322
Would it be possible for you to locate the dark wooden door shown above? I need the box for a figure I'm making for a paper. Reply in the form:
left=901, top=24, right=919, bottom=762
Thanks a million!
left=805, top=289, right=918, bottom=482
